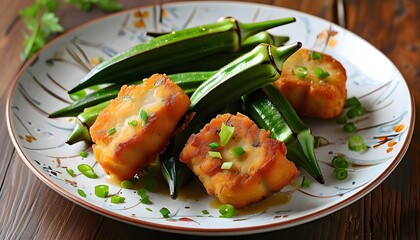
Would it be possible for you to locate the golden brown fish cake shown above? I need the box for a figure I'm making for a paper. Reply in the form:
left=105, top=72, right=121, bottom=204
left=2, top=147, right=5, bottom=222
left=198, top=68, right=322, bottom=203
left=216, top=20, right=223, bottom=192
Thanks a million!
left=90, top=74, right=190, bottom=181
left=180, top=113, right=299, bottom=208
left=274, top=48, right=347, bottom=119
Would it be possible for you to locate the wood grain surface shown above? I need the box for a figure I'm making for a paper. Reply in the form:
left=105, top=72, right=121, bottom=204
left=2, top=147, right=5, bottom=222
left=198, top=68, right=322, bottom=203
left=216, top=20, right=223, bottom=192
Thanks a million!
left=1, top=0, right=419, bottom=239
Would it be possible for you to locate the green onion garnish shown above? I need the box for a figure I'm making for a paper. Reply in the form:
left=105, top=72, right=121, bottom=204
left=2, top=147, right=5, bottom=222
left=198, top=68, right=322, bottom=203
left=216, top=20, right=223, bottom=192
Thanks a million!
left=331, top=155, right=349, bottom=169
left=343, top=122, right=356, bottom=133
left=335, top=115, right=347, bottom=124
left=219, top=123, right=235, bottom=146
left=345, top=96, right=361, bottom=108
left=294, top=66, right=308, bottom=78
left=121, top=180, right=134, bottom=189
left=146, top=207, right=153, bottom=212
left=348, top=135, right=367, bottom=152
left=314, top=67, right=330, bottom=79
left=139, top=109, right=148, bottom=126
left=221, top=161, right=233, bottom=170
left=219, top=204, right=235, bottom=218
left=301, top=176, right=311, bottom=188
left=347, top=106, right=367, bottom=119
left=202, top=210, right=210, bottom=215
left=94, top=185, right=109, bottom=198
left=107, top=127, right=116, bottom=135
left=208, top=142, right=219, bottom=149
left=137, top=188, right=151, bottom=204
left=208, top=151, right=222, bottom=159
left=310, top=51, right=324, bottom=59
left=77, top=189, right=87, bottom=197
left=159, top=207, right=171, bottom=218
left=110, top=195, right=126, bottom=203
left=77, top=164, right=97, bottom=179
left=335, top=168, right=348, bottom=180
left=79, top=151, right=88, bottom=158
left=128, top=119, right=138, bottom=127
left=231, top=146, right=245, bottom=157
left=66, top=168, right=75, bottom=177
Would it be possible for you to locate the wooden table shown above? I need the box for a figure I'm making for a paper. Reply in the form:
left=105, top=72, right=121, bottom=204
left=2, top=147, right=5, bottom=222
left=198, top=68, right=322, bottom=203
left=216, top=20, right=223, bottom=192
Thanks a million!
left=1, top=0, right=419, bottom=239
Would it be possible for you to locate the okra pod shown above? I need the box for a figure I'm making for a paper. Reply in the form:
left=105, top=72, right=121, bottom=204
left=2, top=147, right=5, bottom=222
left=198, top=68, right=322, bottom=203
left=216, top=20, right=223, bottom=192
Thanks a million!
left=66, top=118, right=91, bottom=145
left=244, top=87, right=325, bottom=184
left=165, top=32, right=290, bottom=73
left=50, top=71, right=215, bottom=118
left=68, top=17, right=296, bottom=93
left=160, top=42, right=302, bottom=198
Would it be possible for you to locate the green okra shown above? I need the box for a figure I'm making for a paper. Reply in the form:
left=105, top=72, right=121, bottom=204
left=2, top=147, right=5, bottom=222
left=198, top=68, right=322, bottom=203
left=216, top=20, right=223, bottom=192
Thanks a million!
left=68, top=17, right=296, bottom=93
left=244, top=87, right=324, bottom=184
left=66, top=118, right=92, bottom=145
left=78, top=101, right=110, bottom=127
left=165, top=32, right=290, bottom=73
left=160, top=42, right=302, bottom=198
left=50, top=71, right=215, bottom=118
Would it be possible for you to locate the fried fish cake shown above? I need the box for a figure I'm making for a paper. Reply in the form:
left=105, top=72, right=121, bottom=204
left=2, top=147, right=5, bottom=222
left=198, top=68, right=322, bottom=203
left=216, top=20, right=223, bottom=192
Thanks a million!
left=274, top=48, right=347, bottom=119
left=90, top=74, right=190, bottom=181
left=180, top=113, right=299, bottom=208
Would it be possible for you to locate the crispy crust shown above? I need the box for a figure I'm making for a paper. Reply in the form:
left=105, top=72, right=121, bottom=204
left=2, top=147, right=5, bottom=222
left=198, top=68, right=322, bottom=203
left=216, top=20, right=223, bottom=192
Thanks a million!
left=180, top=113, right=299, bottom=208
left=274, top=48, right=347, bottom=119
left=90, top=74, right=190, bottom=181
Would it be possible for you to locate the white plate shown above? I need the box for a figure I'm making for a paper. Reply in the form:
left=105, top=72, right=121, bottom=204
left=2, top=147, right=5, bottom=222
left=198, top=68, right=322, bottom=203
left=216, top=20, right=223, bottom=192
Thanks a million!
left=6, top=1, right=415, bottom=236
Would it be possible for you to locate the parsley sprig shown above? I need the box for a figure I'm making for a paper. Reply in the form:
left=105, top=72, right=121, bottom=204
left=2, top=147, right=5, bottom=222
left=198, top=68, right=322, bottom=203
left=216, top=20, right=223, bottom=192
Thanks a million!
left=20, top=0, right=123, bottom=60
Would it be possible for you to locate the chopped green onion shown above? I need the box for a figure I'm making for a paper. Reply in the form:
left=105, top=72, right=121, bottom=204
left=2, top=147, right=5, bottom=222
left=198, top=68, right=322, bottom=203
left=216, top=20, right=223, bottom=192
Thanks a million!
left=208, top=142, right=219, bottom=149
left=331, top=155, right=349, bottom=169
left=219, top=204, right=235, bottom=218
left=137, top=188, right=151, bottom=204
left=107, top=127, right=116, bottom=135
left=231, top=146, right=245, bottom=157
left=95, top=185, right=109, bottom=198
left=121, top=180, right=134, bottom=189
left=202, top=210, right=210, bottom=215
left=219, top=123, right=235, bottom=146
left=301, top=176, right=311, bottom=188
left=335, top=115, right=347, bottom=124
left=221, top=161, right=233, bottom=170
left=347, top=106, right=367, bottom=119
left=79, top=151, right=88, bottom=158
left=314, top=67, right=330, bottom=79
left=335, top=168, right=348, bottom=180
left=343, top=122, right=356, bottom=133
left=66, top=168, right=75, bottom=177
left=77, top=164, right=97, bottom=179
left=146, top=207, right=153, bottom=212
left=128, top=119, right=138, bottom=127
left=310, top=51, right=324, bottom=59
left=139, top=109, right=148, bottom=126
left=77, top=189, right=87, bottom=197
left=208, top=151, right=222, bottom=159
left=348, top=135, right=367, bottom=152
left=294, top=66, right=308, bottom=78
left=159, top=207, right=171, bottom=218
left=345, top=96, right=361, bottom=108
left=110, top=195, right=125, bottom=203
